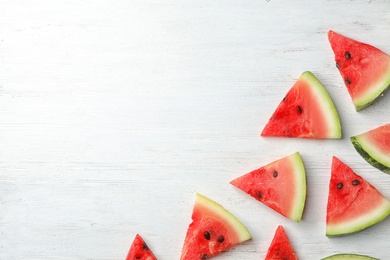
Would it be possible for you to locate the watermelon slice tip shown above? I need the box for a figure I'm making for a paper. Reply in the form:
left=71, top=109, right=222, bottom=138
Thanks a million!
left=126, top=234, right=157, bottom=260
left=265, top=225, right=298, bottom=260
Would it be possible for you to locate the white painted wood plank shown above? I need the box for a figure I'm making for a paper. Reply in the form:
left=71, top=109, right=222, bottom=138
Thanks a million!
left=1, top=0, right=390, bottom=259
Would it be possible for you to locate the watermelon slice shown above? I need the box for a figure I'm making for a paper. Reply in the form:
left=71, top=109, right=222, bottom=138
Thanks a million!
left=351, top=123, right=390, bottom=174
left=328, top=30, right=390, bottom=111
left=321, top=254, right=379, bottom=260
left=180, top=193, right=251, bottom=260
left=261, top=71, right=341, bottom=139
left=264, top=225, right=298, bottom=260
left=230, top=152, right=306, bottom=222
left=326, top=156, right=390, bottom=236
left=126, top=234, right=157, bottom=260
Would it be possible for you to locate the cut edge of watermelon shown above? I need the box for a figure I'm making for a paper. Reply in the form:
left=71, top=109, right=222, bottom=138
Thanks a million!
left=195, top=193, right=252, bottom=243
left=326, top=197, right=390, bottom=236
left=301, top=71, right=342, bottom=139
left=288, top=152, right=307, bottom=222
left=351, top=135, right=390, bottom=174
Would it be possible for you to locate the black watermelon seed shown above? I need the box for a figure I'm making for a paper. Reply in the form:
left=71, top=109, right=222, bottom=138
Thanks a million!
left=282, top=97, right=287, bottom=102
left=204, top=231, right=211, bottom=240
left=142, top=243, right=148, bottom=250
left=273, top=171, right=278, bottom=178
left=345, top=78, right=351, bottom=84
left=352, top=180, right=360, bottom=186
left=297, top=105, right=303, bottom=114
left=217, top=236, right=225, bottom=243
left=257, top=192, right=263, bottom=199
left=201, top=254, right=209, bottom=259
left=336, top=62, right=340, bottom=70
left=337, top=183, right=343, bottom=190
left=345, top=52, right=351, bottom=59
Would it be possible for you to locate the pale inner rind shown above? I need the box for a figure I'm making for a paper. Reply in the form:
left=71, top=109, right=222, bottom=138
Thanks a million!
left=326, top=198, right=390, bottom=236
left=353, top=73, right=390, bottom=110
left=355, top=135, right=390, bottom=168
left=302, top=72, right=342, bottom=138
left=289, top=152, right=307, bottom=222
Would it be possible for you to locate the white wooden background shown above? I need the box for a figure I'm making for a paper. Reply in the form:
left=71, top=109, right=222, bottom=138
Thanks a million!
left=1, top=1, right=390, bottom=259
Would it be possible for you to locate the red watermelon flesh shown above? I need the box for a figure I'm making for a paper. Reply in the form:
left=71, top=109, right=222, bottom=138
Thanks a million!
left=180, top=194, right=251, bottom=260
left=326, top=156, right=390, bottom=236
left=328, top=30, right=390, bottom=111
left=230, top=152, right=306, bottom=222
left=126, top=234, right=157, bottom=260
left=265, top=225, right=297, bottom=260
left=261, top=71, right=341, bottom=139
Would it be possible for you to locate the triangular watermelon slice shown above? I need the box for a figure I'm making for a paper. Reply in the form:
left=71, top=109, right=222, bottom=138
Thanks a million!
left=261, top=71, right=341, bottom=138
left=230, top=152, right=306, bottom=222
left=265, top=225, right=298, bottom=260
left=351, top=123, right=390, bottom=174
left=126, top=234, right=157, bottom=260
left=326, top=156, right=390, bottom=236
left=328, top=30, right=390, bottom=111
left=180, top=193, right=251, bottom=260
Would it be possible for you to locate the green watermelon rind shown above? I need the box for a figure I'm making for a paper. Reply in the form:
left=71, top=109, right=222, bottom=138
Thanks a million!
left=326, top=197, right=390, bottom=236
left=353, top=74, right=390, bottom=111
left=301, top=71, right=342, bottom=139
left=321, top=253, right=379, bottom=260
left=288, top=152, right=307, bottom=222
left=350, top=136, right=390, bottom=174
left=196, top=193, right=252, bottom=242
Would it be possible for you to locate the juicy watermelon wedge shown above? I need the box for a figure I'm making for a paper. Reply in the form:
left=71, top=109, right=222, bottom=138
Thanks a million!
left=261, top=71, right=341, bottom=139
left=326, top=156, right=390, bottom=236
left=328, top=30, right=390, bottom=111
left=230, top=152, right=306, bottom=222
left=321, top=254, right=379, bottom=260
left=351, top=123, right=390, bottom=174
left=265, top=225, right=298, bottom=260
left=126, top=234, right=157, bottom=260
left=180, top=193, right=251, bottom=260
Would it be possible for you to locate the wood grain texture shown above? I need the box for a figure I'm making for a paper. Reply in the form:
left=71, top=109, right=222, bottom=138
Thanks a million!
left=1, top=0, right=390, bottom=259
